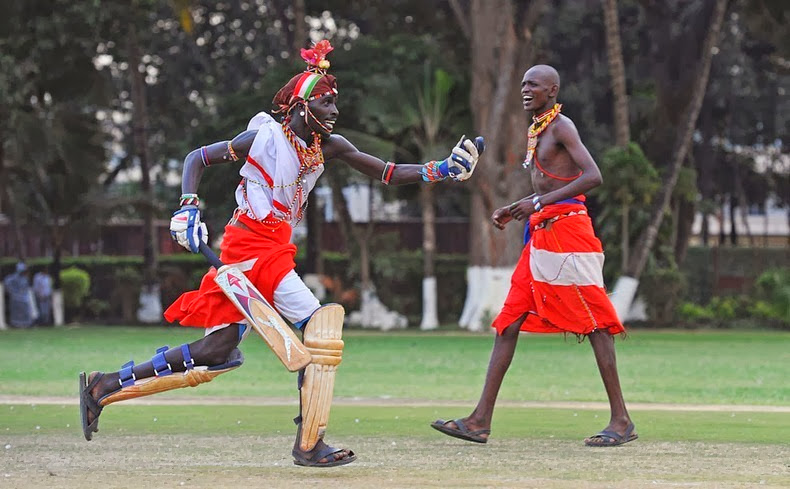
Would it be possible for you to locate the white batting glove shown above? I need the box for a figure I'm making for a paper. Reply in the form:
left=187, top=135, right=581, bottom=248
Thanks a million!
left=170, top=207, right=208, bottom=253
left=447, top=136, right=481, bottom=182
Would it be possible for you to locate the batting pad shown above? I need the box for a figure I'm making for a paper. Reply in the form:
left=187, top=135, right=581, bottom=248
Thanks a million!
left=299, top=304, right=345, bottom=451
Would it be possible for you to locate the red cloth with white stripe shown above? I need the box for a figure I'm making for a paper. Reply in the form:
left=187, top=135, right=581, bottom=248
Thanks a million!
left=164, top=213, right=296, bottom=328
left=491, top=200, right=624, bottom=336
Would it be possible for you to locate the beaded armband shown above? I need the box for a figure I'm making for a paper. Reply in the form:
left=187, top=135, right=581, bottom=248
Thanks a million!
left=420, top=160, right=447, bottom=183
left=227, top=141, right=239, bottom=162
left=199, top=146, right=210, bottom=167
left=179, top=193, right=200, bottom=207
left=381, top=162, right=396, bottom=185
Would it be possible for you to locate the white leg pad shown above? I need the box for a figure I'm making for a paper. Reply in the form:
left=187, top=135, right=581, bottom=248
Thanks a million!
left=299, top=304, right=345, bottom=451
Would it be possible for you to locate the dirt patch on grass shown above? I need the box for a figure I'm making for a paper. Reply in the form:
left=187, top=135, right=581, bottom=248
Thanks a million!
left=2, top=434, right=787, bottom=489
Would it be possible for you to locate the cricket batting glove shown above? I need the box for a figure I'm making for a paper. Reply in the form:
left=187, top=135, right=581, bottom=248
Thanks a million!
left=447, top=136, right=484, bottom=182
left=170, top=207, right=208, bottom=253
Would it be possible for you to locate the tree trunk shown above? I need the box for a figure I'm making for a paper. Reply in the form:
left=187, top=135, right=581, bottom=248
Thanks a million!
left=129, top=23, right=162, bottom=323
left=326, top=174, right=405, bottom=330
left=611, top=0, right=728, bottom=320
left=625, top=0, right=728, bottom=278
left=602, top=0, right=630, bottom=147
left=621, top=202, right=630, bottom=271
left=420, top=184, right=439, bottom=330
left=729, top=193, right=737, bottom=246
left=675, top=198, right=695, bottom=265
left=292, top=0, right=306, bottom=53
left=458, top=0, right=545, bottom=331
left=51, top=226, right=65, bottom=326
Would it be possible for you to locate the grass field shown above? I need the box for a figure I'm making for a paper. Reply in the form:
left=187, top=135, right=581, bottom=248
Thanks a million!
left=1, top=326, right=789, bottom=488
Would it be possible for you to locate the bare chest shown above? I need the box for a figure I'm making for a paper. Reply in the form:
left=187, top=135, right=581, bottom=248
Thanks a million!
left=527, top=128, right=578, bottom=192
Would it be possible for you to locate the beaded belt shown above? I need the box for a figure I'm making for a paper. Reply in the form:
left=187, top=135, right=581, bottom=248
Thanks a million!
left=532, top=209, right=587, bottom=232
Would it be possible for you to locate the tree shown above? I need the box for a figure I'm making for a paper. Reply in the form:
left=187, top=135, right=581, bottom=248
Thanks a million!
left=402, top=66, right=458, bottom=330
left=613, top=0, right=729, bottom=317
left=602, top=0, right=630, bottom=147
left=453, top=0, right=547, bottom=331
left=0, top=0, right=110, bottom=325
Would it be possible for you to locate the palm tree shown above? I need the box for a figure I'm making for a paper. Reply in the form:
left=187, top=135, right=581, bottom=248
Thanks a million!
left=403, top=66, right=458, bottom=330
left=602, top=0, right=631, bottom=148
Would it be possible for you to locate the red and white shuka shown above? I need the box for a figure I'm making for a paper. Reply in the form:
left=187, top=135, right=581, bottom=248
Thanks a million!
left=165, top=112, right=323, bottom=329
left=491, top=196, right=625, bottom=336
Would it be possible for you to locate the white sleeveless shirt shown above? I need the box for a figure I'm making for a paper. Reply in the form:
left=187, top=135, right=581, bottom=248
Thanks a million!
left=234, top=112, right=325, bottom=225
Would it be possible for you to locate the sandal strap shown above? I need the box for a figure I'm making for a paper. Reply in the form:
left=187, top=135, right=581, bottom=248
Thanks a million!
left=310, top=444, right=345, bottom=462
left=83, top=374, right=105, bottom=416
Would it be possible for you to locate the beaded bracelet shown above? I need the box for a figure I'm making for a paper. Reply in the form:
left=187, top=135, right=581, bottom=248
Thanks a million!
left=180, top=193, right=200, bottom=207
left=420, top=160, right=446, bottom=183
left=199, top=146, right=210, bottom=167
left=532, top=195, right=542, bottom=211
left=381, top=162, right=396, bottom=185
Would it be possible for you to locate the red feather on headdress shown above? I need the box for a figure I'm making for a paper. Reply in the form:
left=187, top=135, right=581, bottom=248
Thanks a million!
left=300, top=40, right=334, bottom=70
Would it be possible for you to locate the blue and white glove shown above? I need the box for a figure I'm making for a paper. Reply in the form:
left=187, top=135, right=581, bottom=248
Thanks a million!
left=420, top=136, right=485, bottom=183
left=170, top=207, right=208, bottom=253
left=446, top=136, right=483, bottom=181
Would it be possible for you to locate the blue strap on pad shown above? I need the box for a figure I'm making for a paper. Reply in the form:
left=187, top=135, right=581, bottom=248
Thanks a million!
left=152, top=345, right=172, bottom=376
left=238, top=324, right=247, bottom=341
left=119, top=360, right=136, bottom=387
left=180, top=344, right=194, bottom=370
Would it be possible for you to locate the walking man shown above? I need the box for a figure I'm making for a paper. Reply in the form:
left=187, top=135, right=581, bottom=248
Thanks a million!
left=431, top=65, right=636, bottom=447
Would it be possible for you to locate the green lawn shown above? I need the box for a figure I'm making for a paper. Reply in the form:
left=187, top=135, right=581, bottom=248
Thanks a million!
left=1, top=326, right=788, bottom=405
left=2, top=326, right=789, bottom=488
left=2, top=404, right=788, bottom=444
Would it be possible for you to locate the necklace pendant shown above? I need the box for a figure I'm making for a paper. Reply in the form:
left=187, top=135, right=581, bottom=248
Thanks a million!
left=523, top=150, right=533, bottom=168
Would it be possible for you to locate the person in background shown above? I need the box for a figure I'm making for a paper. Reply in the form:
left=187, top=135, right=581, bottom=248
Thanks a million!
left=4, top=262, right=34, bottom=328
left=33, top=269, right=53, bottom=325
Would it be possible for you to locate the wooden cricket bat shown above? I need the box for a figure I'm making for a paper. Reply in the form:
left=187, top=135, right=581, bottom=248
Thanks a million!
left=200, top=242, right=312, bottom=372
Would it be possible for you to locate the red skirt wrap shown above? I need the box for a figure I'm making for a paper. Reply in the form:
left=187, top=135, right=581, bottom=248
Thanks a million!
left=164, top=213, right=297, bottom=328
left=491, top=201, right=624, bottom=336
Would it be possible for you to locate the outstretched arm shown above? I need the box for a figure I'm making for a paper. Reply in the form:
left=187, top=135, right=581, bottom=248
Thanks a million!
left=322, top=134, right=424, bottom=185
left=323, top=134, right=482, bottom=185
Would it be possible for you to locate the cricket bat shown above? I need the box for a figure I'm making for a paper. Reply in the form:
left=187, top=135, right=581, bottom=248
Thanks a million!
left=199, top=242, right=312, bottom=372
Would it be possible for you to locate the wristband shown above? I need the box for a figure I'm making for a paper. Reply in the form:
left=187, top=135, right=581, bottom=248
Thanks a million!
left=533, top=195, right=542, bottom=211
left=420, top=160, right=448, bottom=183
left=381, top=162, right=396, bottom=185
left=180, top=193, right=200, bottom=207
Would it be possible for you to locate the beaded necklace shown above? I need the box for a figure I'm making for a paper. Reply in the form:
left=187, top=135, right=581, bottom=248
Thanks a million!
left=239, top=121, right=324, bottom=227
left=523, top=103, right=562, bottom=169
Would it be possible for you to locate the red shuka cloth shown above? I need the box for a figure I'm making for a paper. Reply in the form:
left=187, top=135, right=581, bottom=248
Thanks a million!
left=164, top=213, right=296, bottom=328
left=491, top=200, right=624, bottom=336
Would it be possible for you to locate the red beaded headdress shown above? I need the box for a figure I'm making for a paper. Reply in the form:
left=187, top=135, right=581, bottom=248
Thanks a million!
left=272, top=40, right=338, bottom=115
